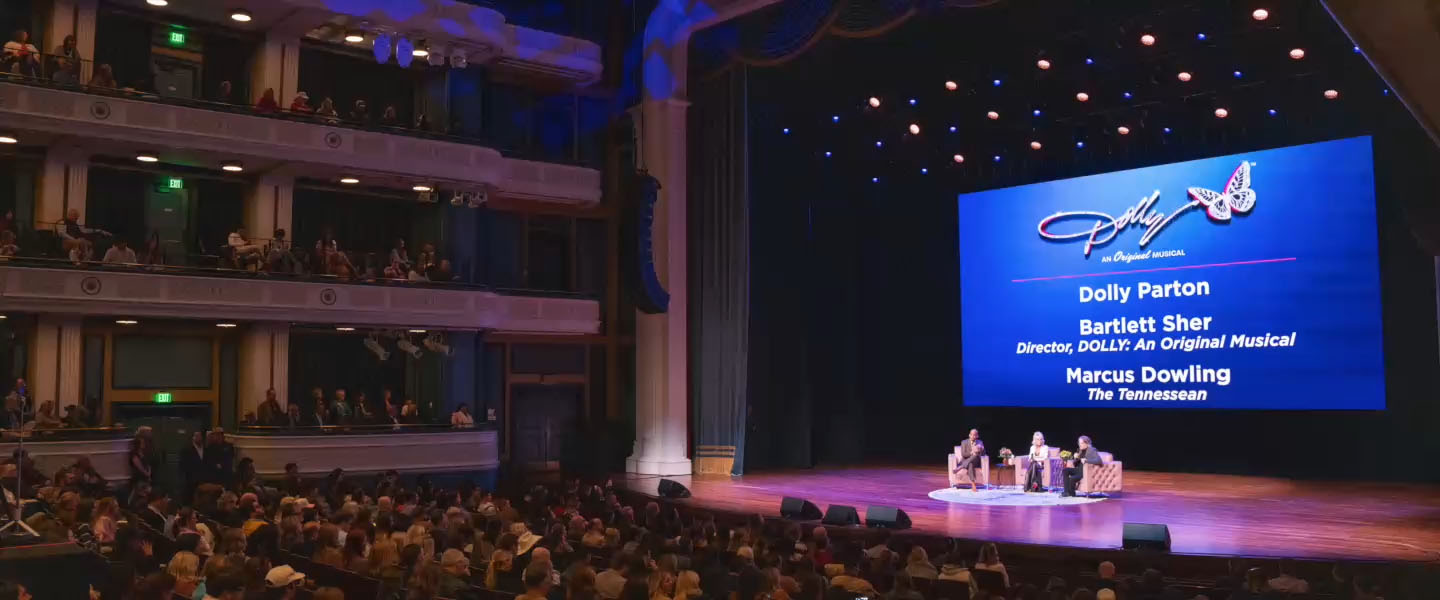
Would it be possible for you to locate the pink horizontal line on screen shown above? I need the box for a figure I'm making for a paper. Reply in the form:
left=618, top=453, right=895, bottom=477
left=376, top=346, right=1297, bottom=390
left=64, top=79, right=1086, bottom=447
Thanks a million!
left=1010, top=257, right=1297, bottom=283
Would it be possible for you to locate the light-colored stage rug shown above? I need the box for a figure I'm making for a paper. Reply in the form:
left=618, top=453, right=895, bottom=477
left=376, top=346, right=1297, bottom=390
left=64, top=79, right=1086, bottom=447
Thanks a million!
left=928, top=487, right=1109, bottom=506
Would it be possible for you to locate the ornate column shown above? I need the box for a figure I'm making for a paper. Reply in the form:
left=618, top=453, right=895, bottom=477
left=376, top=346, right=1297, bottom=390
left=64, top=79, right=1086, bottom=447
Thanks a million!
left=245, top=174, right=294, bottom=241
left=31, top=315, right=83, bottom=414
left=249, top=34, right=301, bottom=104
left=37, top=145, right=89, bottom=228
left=237, top=323, right=289, bottom=416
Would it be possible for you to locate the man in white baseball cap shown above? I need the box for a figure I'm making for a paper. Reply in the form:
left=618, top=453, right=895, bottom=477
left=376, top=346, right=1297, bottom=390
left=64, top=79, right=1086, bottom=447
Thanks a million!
left=265, top=565, right=306, bottom=590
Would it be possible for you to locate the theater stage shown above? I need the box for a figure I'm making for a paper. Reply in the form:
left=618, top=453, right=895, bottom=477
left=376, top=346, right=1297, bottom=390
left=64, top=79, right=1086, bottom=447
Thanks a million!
left=613, top=464, right=1440, bottom=563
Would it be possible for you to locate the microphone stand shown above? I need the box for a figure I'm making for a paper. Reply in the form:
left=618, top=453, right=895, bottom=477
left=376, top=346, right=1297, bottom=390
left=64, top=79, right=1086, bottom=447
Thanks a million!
left=0, top=429, right=39, bottom=537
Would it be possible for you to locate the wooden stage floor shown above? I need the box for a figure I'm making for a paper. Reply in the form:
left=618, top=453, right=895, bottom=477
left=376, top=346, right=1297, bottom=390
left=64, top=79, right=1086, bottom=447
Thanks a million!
left=614, top=464, right=1440, bottom=563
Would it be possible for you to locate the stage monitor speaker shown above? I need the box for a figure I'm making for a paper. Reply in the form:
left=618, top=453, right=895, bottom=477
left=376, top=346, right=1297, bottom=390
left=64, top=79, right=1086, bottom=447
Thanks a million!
left=865, top=505, right=912, bottom=529
left=780, top=496, right=823, bottom=520
left=657, top=479, right=691, bottom=499
left=1122, top=522, right=1171, bottom=552
left=822, top=504, right=862, bottom=526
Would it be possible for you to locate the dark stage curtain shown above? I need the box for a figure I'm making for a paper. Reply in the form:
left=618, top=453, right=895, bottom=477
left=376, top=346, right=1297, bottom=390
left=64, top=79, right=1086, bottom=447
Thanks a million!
left=688, top=66, right=752, bottom=474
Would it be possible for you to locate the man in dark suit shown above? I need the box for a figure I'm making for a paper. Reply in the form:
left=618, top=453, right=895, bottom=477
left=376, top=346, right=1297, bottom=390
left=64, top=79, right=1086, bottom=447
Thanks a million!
left=138, top=489, right=170, bottom=531
left=179, top=431, right=205, bottom=503
left=308, top=400, right=328, bottom=427
left=953, top=429, right=985, bottom=490
left=202, top=429, right=235, bottom=488
left=1062, top=435, right=1104, bottom=497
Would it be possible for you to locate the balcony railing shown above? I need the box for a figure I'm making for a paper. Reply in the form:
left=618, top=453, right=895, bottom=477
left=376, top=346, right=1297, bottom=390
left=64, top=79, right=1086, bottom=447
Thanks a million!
left=0, top=55, right=597, bottom=167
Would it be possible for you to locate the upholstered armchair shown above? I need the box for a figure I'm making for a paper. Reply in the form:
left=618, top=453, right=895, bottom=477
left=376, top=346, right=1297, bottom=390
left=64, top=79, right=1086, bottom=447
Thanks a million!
left=1014, top=446, right=1063, bottom=490
left=947, top=446, right=990, bottom=487
left=1078, top=451, right=1123, bottom=494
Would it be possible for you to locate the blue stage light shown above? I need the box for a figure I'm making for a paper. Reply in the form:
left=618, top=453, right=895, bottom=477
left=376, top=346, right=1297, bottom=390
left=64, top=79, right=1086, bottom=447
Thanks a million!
left=921, top=168, right=928, bottom=174
left=1163, top=127, right=1172, bottom=134
left=1076, top=141, right=1085, bottom=149
left=824, top=151, right=832, bottom=157
left=992, top=79, right=1002, bottom=87
left=1268, top=109, right=1278, bottom=116
left=1032, top=109, right=1042, bottom=116
left=909, top=98, right=917, bottom=106
left=1233, top=70, right=1243, bottom=78
left=1123, top=91, right=1133, bottom=99
left=992, top=155, right=1001, bottom=162
left=949, top=126, right=958, bottom=133
left=875, top=141, right=883, bottom=148
left=1085, top=58, right=1094, bottom=65
left=782, top=128, right=790, bottom=134
left=871, top=177, right=879, bottom=183
left=1197, top=33, right=1207, bottom=41
left=832, top=115, right=839, bottom=123
left=1353, top=45, right=1361, bottom=54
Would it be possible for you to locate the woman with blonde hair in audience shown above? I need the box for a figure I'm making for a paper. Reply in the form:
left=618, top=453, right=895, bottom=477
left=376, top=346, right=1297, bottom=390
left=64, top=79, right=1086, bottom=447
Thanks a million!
left=166, top=550, right=201, bottom=599
left=220, top=527, right=247, bottom=556
left=368, top=538, right=400, bottom=578
left=973, top=543, right=1009, bottom=589
left=673, top=571, right=702, bottom=600
left=650, top=570, right=677, bottom=600
left=905, top=546, right=939, bottom=579
left=485, top=533, right=518, bottom=590
left=313, top=523, right=344, bottom=568
left=581, top=518, right=606, bottom=548
left=92, top=497, right=119, bottom=543
left=568, top=566, right=598, bottom=600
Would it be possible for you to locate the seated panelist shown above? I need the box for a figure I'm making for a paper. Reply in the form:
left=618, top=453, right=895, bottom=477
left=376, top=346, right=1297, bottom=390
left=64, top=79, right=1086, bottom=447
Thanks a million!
left=953, top=428, right=985, bottom=491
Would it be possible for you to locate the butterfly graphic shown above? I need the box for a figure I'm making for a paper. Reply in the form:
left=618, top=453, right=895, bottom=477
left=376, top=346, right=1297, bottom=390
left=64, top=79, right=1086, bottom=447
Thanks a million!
left=1187, top=161, right=1256, bottom=221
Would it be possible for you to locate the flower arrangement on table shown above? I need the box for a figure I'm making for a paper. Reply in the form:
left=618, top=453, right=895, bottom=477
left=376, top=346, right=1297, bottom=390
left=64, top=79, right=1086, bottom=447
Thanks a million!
left=1059, top=450, right=1074, bottom=465
left=998, top=447, right=1013, bottom=465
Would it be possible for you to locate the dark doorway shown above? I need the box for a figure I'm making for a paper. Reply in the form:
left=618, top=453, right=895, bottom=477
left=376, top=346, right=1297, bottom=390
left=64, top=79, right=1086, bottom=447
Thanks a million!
left=112, top=403, right=211, bottom=496
left=511, top=384, right=581, bottom=470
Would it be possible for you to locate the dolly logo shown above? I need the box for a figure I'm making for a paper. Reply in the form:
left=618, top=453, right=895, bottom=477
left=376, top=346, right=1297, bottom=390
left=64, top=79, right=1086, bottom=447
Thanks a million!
left=1037, top=161, right=1256, bottom=257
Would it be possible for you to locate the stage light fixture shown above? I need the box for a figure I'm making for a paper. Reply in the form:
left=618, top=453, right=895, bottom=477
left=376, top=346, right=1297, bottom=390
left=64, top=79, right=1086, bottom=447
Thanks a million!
left=1268, top=109, right=1278, bottom=116
left=116, top=319, right=139, bottom=325
left=986, top=111, right=999, bottom=120
left=868, top=97, right=881, bottom=107
left=1032, top=109, right=1042, bottom=116
left=1252, top=8, right=1270, bottom=21
left=1084, top=58, right=1094, bottom=65
left=992, top=79, right=1002, bottom=87
left=409, top=329, right=428, bottom=334
left=135, top=151, right=159, bottom=163
left=449, top=192, right=465, bottom=206
left=1214, top=108, right=1230, bottom=118
left=229, top=9, right=252, bottom=22
left=1117, top=126, right=1131, bottom=135
left=339, top=177, right=360, bottom=185
left=449, top=49, right=468, bottom=69
left=1030, top=141, right=1042, bottom=150
left=952, top=154, right=964, bottom=163
left=824, top=151, right=832, bottom=157
left=908, top=98, right=917, bottom=106
left=146, top=0, right=168, bottom=6
left=1123, top=91, right=1133, bottom=99
left=945, top=81, right=957, bottom=91
left=1289, top=48, right=1305, bottom=60
left=412, top=184, right=433, bottom=192
left=344, top=31, right=365, bottom=43
left=782, top=128, right=790, bottom=134
left=1140, top=34, right=1156, bottom=46
left=871, top=177, right=879, bottom=183
left=1036, top=59, right=1051, bottom=70
left=874, top=141, right=883, bottom=148
left=1075, top=92, right=1090, bottom=102
left=220, top=160, right=244, bottom=172
left=0, top=135, right=16, bottom=144
left=1233, top=70, right=1243, bottom=79
left=413, top=40, right=430, bottom=57
left=920, top=168, right=928, bottom=175
left=1177, top=72, right=1192, bottom=82
left=908, top=124, right=920, bottom=135
left=1076, top=141, right=1085, bottom=149
left=1196, top=33, right=1207, bottom=41
left=832, top=115, right=840, bottom=123
left=948, top=125, right=957, bottom=133
left=216, top=323, right=237, bottom=328
left=1324, top=89, right=1339, bottom=99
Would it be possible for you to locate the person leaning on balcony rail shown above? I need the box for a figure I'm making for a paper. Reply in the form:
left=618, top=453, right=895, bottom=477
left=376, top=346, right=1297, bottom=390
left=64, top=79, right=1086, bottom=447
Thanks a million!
left=451, top=404, right=475, bottom=428
left=103, top=239, right=138, bottom=264
left=289, top=91, right=312, bottom=113
left=51, top=34, right=81, bottom=84
left=88, top=62, right=116, bottom=88
left=58, top=207, right=112, bottom=251
left=2, top=30, right=40, bottom=77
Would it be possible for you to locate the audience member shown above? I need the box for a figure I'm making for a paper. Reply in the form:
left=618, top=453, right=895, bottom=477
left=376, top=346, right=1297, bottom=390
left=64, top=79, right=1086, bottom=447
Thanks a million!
left=2, top=30, right=40, bottom=77
left=141, top=231, right=165, bottom=265
left=51, top=34, right=81, bottom=84
left=0, top=230, right=17, bottom=258
left=380, top=105, right=400, bottom=127
left=289, top=92, right=312, bottom=113
left=215, top=80, right=234, bottom=103
left=264, top=565, right=306, bottom=599
left=905, top=547, right=937, bottom=580
left=451, top=404, right=475, bottom=428
left=440, top=548, right=479, bottom=600
left=1266, top=558, right=1309, bottom=594
left=348, top=100, right=370, bottom=123
left=228, top=227, right=264, bottom=268
left=330, top=389, right=352, bottom=424
left=316, top=97, right=340, bottom=123
left=88, top=62, right=116, bottom=87
left=255, top=88, right=280, bottom=113
left=974, top=543, right=1009, bottom=589
left=102, top=238, right=138, bottom=263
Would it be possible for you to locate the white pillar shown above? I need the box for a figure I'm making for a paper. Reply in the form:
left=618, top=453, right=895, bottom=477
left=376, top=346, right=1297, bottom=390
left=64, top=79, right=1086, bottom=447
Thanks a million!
left=37, top=146, right=89, bottom=229
left=31, top=315, right=83, bottom=414
left=249, top=34, right=301, bottom=104
left=45, top=0, right=97, bottom=83
left=626, top=96, right=693, bottom=476
left=246, top=174, right=294, bottom=240
left=238, top=323, right=289, bottom=415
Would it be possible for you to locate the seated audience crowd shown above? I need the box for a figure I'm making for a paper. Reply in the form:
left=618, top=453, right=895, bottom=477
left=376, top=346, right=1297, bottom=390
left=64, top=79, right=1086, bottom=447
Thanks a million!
left=240, top=387, right=474, bottom=430
left=0, top=424, right=1409, bottom=600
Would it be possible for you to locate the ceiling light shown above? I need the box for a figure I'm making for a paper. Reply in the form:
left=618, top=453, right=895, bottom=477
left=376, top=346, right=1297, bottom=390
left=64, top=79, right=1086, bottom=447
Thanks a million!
left=339, top=177, right=360, bottom=185
left=229, top=9, right=252, bottom=22
left=336, top=326, right=356, bottom=332
left=1214, top=108, right=1230, bottom=118
left=1117, top=126, right=1131, bottom=135
left=868, top=97, right=881, bottom=107
left=1075, top=92, right=1090, bottom=102
left=1252, top=9, right=1270, bottom=21
left=986, top=111, right=999, bottom=120
left=952, top=154, right=964, bottom=164
left=1324, top=89, right=1339, bottom=100
left=1140, top=34, right=1156, bottom=46
left=1030, top=141, right=1042, bottom=150
left=216, top=323, right=238, bottom=328
left=146, top=0, right=168, bottom=5
left=944, top=81, right=957, bottom=91
left=1036, top=59, right=1051, bottom=70
left=1177, top=72, right=1193, bottom=82
left=412, top=184, right=433, bottom=192
left=1289, top=48, right=1306, bottom=60
left=412, top=40, right=430, bottom=57
left=0, top=135, right=16, bottom=144
left=116, top=320, right=139, bottom=325
left=344, top=31, right=365, bottom=43
left=408, top=329, right=428, bottom=333
left=908, top=124, right=920, bottom=135
left=220, top=160, right=244, bottom=172
left=135, top=151, right=159, bottom=163
left=0, top=315, right=7, bottom=319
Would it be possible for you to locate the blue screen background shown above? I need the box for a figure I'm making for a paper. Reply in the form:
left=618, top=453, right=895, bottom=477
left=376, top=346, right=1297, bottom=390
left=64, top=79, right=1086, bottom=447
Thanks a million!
left=958, top=136, right=1386, bottom=409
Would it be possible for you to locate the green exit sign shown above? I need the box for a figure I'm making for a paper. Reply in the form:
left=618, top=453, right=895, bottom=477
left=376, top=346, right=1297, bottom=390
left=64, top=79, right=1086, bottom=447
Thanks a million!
left=154, top=392, right=173, bottom=404
left=168, top=31, right=186, bottom=46
left=167, top=177, right=184, bottom=189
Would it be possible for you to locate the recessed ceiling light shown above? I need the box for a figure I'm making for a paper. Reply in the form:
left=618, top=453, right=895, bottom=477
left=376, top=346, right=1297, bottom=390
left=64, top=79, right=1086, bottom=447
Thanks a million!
left=146, top=0, right=168, bottom=6
left=1030, top=141, right=1042, bottom=150
left=229, top=9, right=252, bottom=22
left=1177, top=72, right=1193, bottom=82
left=412, top=184, right=433, bottom=192
left=0, top=315, right=7, bottom=320
left=220, top=160, right=244, bottom=172
left=944, top=81, right=957, bottom=91
left=1075, top=92, right=1090, bottom=102
left=412, top=41, right=430, bottom=57
left=0, top=135, right=16, bottom=144
left=336, top=326, right=356, bottom=332
left=135, top=151, right=159, bottom=163
left=986, top=111, right=999, bottom=120
left=1117, top=126, right=1131, bottom=135
left=116, top=320, right=139, bottom=325
left=345, top=32, right=365, bottom=43
left=908, top=124, right=920, bottom=135
left=1289, top=48, right=1306, bottom=60
left=1252, top=8, right=1270, bottom=21
left=868, top=97, right=881, bottom=108
left=1036, top=59, right=1051, bottom=70
left=952, top=154, right=964, bottom=163
left=1140, top=34, right=1156, bottom=46
left=339, top=177, right=360, bottom=184
left=408, top=329, right=428, bottom=333
left=1324, top=89, right=1340, bottom=100
left=216, top=323, right=238, bottom=328
left=1214, top=108, right=1230, bottom=118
